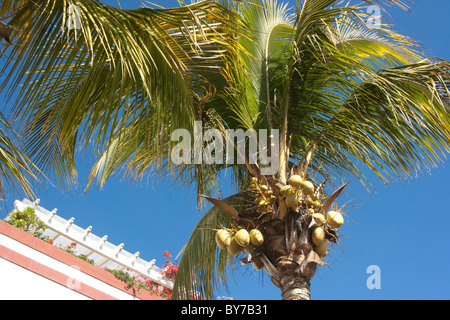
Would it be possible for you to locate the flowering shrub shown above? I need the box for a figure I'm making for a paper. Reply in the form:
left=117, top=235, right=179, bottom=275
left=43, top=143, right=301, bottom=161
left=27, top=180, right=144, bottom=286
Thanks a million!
left=101, top=252, right=179, bottom=299
left=5, top=207, right=50, bottom=242
left=160, top=251, right=178, bottom=281
left=58, top=242, right=95, bottom=265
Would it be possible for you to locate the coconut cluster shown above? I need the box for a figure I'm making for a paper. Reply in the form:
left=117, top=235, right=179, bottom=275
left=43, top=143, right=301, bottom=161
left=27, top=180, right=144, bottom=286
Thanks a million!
left=278, top=174, right=345, bottom=259
left=250, top=177, right=276, bottom=214
left=211, top=170, right=346, bottom=274
left=215, top=227, right=265, bottom=270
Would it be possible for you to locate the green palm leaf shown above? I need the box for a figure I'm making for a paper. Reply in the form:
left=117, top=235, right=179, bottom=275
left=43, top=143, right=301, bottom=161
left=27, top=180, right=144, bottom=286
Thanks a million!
left=0, top=0, right=244, bottom=191
left=0, top=113, right=40, bottom=202
left=172, top=193, right=250, bottom=300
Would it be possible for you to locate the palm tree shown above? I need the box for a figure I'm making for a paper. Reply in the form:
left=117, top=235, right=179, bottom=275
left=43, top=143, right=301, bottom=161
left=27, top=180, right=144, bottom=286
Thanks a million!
left=171, top=0, right=450, bottom=300
left=1, top=0, right=450, bottom=300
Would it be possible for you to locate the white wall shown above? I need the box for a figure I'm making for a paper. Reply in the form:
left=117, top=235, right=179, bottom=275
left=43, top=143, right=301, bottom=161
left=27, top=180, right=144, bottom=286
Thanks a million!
left=0, top=233, right=141, bottom=300
left=0, top=257, right=91, bottom=300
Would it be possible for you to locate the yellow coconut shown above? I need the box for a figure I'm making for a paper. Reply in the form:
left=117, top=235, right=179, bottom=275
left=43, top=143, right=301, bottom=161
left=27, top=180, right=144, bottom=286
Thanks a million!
left=315, top=239, right=328, bottom=258
left=327, top=211, right=344, bottom=229
left=312, top=227, right=325, bottom=246
left=254, top=197, right=264, bottom=204
left=234, top=229, right=250, bottom=247
left=311, top=213, right=325, bottom=226
left=285, top=193, right=299, bottom=209
left=249, top=229, right=264, bottom=246
left=305, top=197, right=315, bottom=207
left=299, top=180, right=314, bottom=196
left=288, top=175, right=303, bottom=188
left=278, top=199, right=288, bottom=219
left=228, top=238, right=243, bottom=256
left=265, top=190, right=273, bottom=197
left=258, top=200, right=268, bottom=206
left=215, top=229, right=232, bottom=249
left=280, top=184, right=294, bottom=196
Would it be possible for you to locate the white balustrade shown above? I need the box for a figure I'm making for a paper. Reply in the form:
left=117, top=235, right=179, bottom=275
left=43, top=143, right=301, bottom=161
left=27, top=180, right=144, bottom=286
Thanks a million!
left=12, top=199, right=173, bottom=290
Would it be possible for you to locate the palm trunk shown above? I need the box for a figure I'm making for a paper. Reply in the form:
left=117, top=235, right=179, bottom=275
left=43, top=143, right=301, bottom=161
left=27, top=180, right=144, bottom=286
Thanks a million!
left=280, top=274, right=311, bottom=300
left=258, top=212, right=326, bottom=300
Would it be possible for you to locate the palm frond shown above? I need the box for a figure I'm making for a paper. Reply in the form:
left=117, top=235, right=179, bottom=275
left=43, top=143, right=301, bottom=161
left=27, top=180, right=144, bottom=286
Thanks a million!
left=0, top=0, right=244, bottom=191
left=0, top=113, right=41, bottom=203
left=172, top=193, right=250, bottom=300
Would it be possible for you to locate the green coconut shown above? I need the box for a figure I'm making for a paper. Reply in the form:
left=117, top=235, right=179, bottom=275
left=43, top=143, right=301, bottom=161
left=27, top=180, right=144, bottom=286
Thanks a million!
left=280, top=185, right=294, bottom=196
left=278, top=199, right=288, bottom=219
left=327, top=211, right=344, bottom=229
left=288, top=175, right=303, bottom=188
left=311, top=213, right=325, bottom=227
left=312, top=227, right=325, bottom=246
left=234, top=229, right=250, bottom=247
left=249, top=229, right=264, bottom=246
left=299, top=180, right=314, bottom=196
left=315, top=239, right=328, bottom=258
left=285, top=193, right=299, bottom=209
left=228, top=238, right=243, bottom=256
left=305, top=197, right=315, bottom=207
left=215, top=229, right=231, bottom=249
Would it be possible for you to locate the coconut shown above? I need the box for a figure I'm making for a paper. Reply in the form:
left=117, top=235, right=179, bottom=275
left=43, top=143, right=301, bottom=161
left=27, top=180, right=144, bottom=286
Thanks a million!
left=280, top=185, right=294, bottom=196
left=315, top=239, right=328, bottom=258
left=215, top=229, right=231, bottom=249
left=258, top=200, right=268, bottom=206
left=288, top=175, right=303, bottom=188
left=327, top=211, right=344, bottom=229
left=234, top=229, right=250, bottom=247
left=312, top=227, right=325, bottom=246
left=228, top=238, right=243, bottom=256
left=285, top=193, right=299, bottom=209
left=254, top=197, right=264, bottom=204
left=249, top=229, right=264, bottom=246
left=311, top=213, right=325, bottom=226
left=305, top=198, right=315, bottom=207
left=299, top=180, right=314, bottom=196
left=278, top=199, right=288, bottom=219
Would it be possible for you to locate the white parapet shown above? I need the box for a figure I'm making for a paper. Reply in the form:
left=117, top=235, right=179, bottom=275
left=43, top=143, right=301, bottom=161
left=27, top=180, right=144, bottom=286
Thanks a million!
left=13, top=199, right=173, bottom=290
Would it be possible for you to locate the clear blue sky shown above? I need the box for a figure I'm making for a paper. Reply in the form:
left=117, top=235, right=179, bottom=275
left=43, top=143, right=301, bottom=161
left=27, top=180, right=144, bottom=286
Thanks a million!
left=2, top=0, right=449, bottom=300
